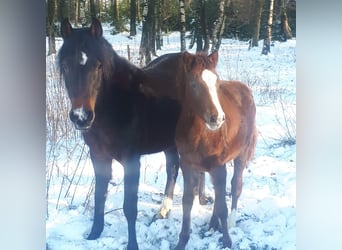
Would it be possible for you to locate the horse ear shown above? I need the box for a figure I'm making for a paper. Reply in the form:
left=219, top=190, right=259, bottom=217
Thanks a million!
left=208, top=50, right=219, bottom=68
left=61, top=18, right=73, bottom=39
left=182, top=51, right=194, bottom=71
left=90, top=17, right=103, bottom=38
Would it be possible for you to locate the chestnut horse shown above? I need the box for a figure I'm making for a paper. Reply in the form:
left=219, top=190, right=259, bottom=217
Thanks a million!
left=141, top=51, right=257, bottom=249
left=58, top=18, right=183, bottom=250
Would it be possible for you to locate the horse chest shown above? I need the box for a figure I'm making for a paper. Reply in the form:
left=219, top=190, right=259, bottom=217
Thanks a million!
left=82, top=115, right=140, bottom=160
left=176, top=116, right=227, bottom=169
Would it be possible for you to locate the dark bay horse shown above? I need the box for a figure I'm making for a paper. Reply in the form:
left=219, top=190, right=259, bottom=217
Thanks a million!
left=141, top=51, right=257, bottom=249
left=58, top=18, right=182, bottom=250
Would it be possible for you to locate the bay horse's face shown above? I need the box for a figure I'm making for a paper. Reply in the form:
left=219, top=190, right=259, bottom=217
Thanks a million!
left=58, top=18, right=110, bottom=130
left=182, top=51, right=225, bottom=130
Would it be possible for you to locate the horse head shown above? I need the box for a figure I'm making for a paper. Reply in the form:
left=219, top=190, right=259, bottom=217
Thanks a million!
left=58, top=18, right=113, bottom=130
left=182, top=50, right=225, bottom=130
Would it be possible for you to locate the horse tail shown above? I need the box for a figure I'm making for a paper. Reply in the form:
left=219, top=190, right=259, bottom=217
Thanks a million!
left=246, top=126, right=258, bottom=163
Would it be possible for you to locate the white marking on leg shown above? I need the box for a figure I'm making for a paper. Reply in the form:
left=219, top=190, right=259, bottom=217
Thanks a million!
left=80, top=51, right=88, bottom=65
left=228, top=208, right=237, bottom=229
left=159, top=196, right=173, bottom=218
left=201, top=69, right=225, bottom=127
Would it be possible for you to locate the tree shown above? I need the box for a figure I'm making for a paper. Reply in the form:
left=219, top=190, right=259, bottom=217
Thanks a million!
left=130, top=0, right=137, bottom=36
left=262, top=0, right=274, bottom=55
left=199, top=0, right=210, bottom=52
left=58, top=0, right=68, bottom=22
left=79, top=0, right=86, bottom=26
left=189, top=0, right=209, bottom=53
left=179, top=0, right=186, bottom=51
left=155, top=0, right=162, bottom=50
left=249, top=0, right=264, bottom=48
left=74, top=0, right=79, bottom=26
left=279, top=0, right=292, bottom=41
left=47, top=0, right=57, bottom=55
left=90, top=0, right=97, bottom=18
left=211, top=0, right=229, bottom=52
left=139, top=0, right=154, bottom=65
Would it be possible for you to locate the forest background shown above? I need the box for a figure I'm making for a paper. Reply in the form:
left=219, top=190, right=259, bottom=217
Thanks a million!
left=46, top=0, right=296, bottom=64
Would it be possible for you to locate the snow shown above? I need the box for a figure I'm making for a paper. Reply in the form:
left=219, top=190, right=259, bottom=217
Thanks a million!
left=46, top=23, right=296, bottom=250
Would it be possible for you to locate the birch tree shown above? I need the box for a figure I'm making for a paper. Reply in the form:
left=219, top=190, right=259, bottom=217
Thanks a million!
left=280, top=0, right=292, bottom=41
left=211, top=0, right=229, bottom=52
left=74, top=0, right=79, bottom=26
left=249, top=0, right=264, bottom=48
left=262, top=0, right=274, bottom=55
left=180, top=0, right=186, bottom=51
left=139, top=0, right=154, bottom=65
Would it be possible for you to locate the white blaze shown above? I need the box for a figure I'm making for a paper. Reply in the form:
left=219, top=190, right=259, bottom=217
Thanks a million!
left=201, top=69, right=224, bottom=121
left=80, top=51, right=88, bottom=65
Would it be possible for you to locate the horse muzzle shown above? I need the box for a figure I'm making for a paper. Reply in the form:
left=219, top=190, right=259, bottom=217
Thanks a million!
left=69, top=108, right=95, bottom=130
left=205, top=113, right=225, bottom=131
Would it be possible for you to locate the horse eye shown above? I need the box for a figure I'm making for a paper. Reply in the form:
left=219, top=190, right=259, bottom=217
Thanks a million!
left=97, top=62, right=103, bottom=70
left=190, top=82, right=197, bottom=89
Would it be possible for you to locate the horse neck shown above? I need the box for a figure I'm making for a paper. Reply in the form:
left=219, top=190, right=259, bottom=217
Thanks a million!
left=143, top=53, right=182, bottom=100
left=108, top=52, right=142, bottom=92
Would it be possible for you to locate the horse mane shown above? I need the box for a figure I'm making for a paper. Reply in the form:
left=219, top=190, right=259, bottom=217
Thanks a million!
left=143, top=53, right=182, bottom=77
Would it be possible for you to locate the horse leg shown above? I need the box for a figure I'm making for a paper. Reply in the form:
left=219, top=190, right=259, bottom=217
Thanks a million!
left=158, top=145, right=179, bottom=219
left=175, top=167, right=201, bottom=250
left=229, top=156, right=246, bottom=228
left=122, top=155, right=141, bottom=250
left=198, top=172, right=210, bottom=205
left=87, top=155, right=112, bottom=240
left=210, top=165, right=232, bottom=249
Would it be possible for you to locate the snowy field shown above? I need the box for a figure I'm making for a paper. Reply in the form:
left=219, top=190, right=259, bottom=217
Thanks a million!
left=46, top=23, right=296, bottom=250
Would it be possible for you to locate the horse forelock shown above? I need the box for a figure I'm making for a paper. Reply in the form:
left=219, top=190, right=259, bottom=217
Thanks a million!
left=59, top=28, right=115, bottom=80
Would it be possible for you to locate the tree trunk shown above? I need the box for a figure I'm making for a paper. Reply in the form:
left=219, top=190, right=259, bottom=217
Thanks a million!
left=155, top=0, right=162, bottom=50
left=58, top=0, right=68, bottom=22
left=79, top=0, right=86, bottom=26
left=113, top=0, right=119, bottom=23
left=137, top=0, right=141, bottom=23
left=262, top=0, right=274, bottom=55
left=194, top=0, right=204, bottom=52
left=200, top=0, right=209, bottom=53
left=90, top=0, right=96, bottom=18
left=130, top=0, right=137, bottom=36
left=74, top=0, right=79, bottom=27
left=280, top=0, right=292, bottom=41
left=211, top=0, right=228, bottom=52
left=47, top=0, right=56, bottom=55
left=180, top=0, right=186, bottom=52
left=250, top=0, right=263, bottom=48
left=139, top=0, right=152, bottom=66
left=98, top=0, right=103, bottom=20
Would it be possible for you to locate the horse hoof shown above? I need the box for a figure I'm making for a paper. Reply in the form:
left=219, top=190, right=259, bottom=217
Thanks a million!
left=219, top=235, right=232, bottom=249
left=209, top=215, right=220, bottom=232
left=127, top=242, right=139, bottom=250
left=174, top=243, right=186, bottom=250
left=87, top=231, right=101, bottom=240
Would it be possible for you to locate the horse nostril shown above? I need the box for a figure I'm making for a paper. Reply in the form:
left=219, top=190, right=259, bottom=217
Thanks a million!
left=209, top=115, right=217, bottom=124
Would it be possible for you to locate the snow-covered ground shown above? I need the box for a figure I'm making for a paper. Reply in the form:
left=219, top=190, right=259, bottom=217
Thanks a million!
left=46, top=23, right=296, bottom=250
